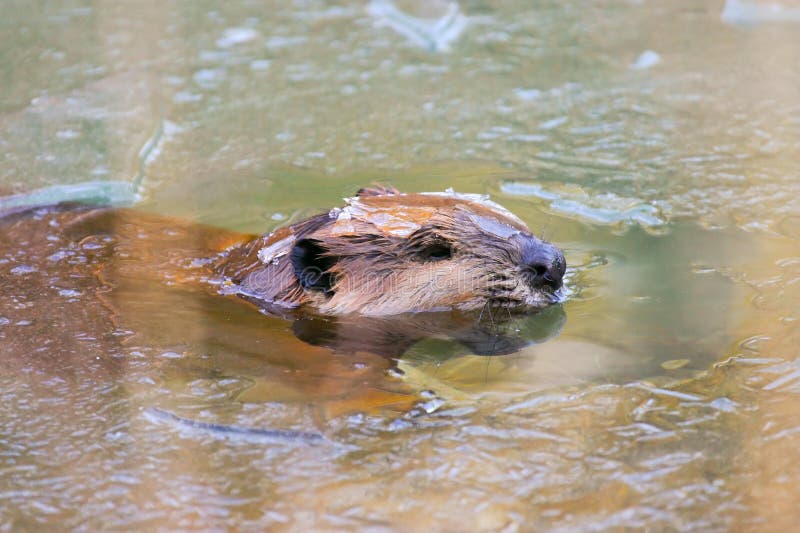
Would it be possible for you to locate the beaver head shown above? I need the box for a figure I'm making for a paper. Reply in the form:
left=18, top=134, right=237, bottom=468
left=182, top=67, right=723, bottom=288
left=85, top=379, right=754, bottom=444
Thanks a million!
left=216, top=186, right=566, bottom=317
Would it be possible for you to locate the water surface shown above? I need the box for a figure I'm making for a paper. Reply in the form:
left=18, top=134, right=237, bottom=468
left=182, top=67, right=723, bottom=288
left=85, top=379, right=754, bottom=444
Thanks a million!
left=2, top=1, right=799, bottom=530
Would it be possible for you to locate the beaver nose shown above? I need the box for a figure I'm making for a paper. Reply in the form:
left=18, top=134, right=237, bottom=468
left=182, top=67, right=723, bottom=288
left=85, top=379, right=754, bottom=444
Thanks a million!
left=516, top=235, right=566, bottom=291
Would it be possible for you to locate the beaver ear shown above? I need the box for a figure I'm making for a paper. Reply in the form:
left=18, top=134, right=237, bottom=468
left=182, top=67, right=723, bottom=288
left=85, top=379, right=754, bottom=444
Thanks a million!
left=290, top=239, right=338, bottom=294
left=356, top=185, right=400, bottom=197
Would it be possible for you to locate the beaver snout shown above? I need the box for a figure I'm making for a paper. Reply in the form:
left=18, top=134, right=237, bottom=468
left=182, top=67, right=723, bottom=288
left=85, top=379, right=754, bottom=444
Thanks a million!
left=515, top=234, right=566, bottom=292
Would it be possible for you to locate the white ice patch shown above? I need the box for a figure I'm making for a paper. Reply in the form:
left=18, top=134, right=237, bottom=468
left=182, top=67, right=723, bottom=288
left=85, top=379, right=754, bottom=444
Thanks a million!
left=329, top=189, right=528, bottom=238
left=722, top=0, right=800, bottom=24
left=332, top=197, right=426, bottom=237
left=468, top=214, right=521, bottom=240
left=421, top=188, right=528, bottom=227
left=502, top=181, right=666, bottom=229
left=367, top=0, right=468, bottom=53
left=216, top=27, right=260, bottom=48
left=257, top=234, right=296, bottom=264
left=631, top=50, right=661, bottom=70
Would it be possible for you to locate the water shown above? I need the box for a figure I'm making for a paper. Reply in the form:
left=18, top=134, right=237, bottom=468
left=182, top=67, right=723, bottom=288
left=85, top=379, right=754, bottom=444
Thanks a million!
left=1, top=0, right=799, bottom=530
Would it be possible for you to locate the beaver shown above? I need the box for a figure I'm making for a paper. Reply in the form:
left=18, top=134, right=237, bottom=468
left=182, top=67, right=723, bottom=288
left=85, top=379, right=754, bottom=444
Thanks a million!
left=0, top=185, right=566, bottom=356
left=216, top=185, right=566, bottom=316
left=1, top=185, right=565, bottom=320
left=0, top=185, right=566, bottom=415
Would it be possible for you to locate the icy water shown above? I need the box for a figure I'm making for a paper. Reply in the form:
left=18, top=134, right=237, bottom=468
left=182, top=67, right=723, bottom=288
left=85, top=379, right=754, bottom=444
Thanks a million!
left=2, top=1, right=800, bottom=530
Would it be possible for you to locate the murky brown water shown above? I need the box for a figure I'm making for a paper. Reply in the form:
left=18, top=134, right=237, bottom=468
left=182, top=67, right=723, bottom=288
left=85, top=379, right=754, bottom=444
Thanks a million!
left=2, top=1, right=800, bottom=530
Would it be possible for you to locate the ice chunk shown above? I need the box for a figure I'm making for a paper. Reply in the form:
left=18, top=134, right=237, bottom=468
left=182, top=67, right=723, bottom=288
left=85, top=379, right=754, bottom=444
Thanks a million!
left=216, top=27, right=260, bottom=48
left=502, top=181, right=666, bottom=229
left=367, top=0, right=468, bottom=53
left=631, top=50, right=661, bottom=70
left=722, top=0, right=800, bottom=24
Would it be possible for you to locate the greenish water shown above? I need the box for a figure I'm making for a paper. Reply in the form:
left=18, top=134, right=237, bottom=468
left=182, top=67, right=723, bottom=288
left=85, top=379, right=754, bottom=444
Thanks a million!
left=2, top=1, right=800, bottom=530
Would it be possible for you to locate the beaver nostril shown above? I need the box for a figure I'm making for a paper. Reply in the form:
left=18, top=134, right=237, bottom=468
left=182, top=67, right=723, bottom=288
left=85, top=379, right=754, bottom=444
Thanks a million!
left=526, top=263, right=562, bottom=290
left=529, top=264, right=549, bottom=278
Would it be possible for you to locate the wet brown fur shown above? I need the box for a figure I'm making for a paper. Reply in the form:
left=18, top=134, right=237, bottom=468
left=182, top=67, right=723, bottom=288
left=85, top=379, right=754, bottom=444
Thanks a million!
left=215, top=187, right=564, bottom=317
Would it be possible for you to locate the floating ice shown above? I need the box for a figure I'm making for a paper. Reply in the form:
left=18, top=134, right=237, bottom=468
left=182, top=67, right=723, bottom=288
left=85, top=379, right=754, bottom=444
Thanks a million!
left=249, top=59, right=272, bottom=71
left=367, top=0, right=468, bottom=53
left=508, top=133, right=548, bottom=143
left=761, top=359, right=800, bottom=391
left=55, top=129, right=80, bottom=140
left=631, top=50, right=661, bottom=70
left=265, top=36, right=308, bottom=50
left=502, top=181, right=666, bottom=228
left=10, top=265, right=37, bottom=275
left=58, top=289, right=81, bottom=298
left=539, top=116, right=568, bottom=130
left=173, top=91, right=203, bottom=103
left=722, top=0, right=800, bottom=24
left=216, top=27, right=260, bottom=48
left=193, top=68, right=226, bottom=89
left=143, top=408, right=324, bottom=444
left=0, top=181, right=139, bottom=214
left=513, top=88, right=543, bottom=101
left=133, top=119, right=182, bottom=194
left=627, top=382, right=705, bottom=402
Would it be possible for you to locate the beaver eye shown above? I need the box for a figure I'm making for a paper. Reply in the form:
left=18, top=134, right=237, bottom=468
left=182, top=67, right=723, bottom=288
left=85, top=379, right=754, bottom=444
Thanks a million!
left=421, top=243, right=453, bottom=261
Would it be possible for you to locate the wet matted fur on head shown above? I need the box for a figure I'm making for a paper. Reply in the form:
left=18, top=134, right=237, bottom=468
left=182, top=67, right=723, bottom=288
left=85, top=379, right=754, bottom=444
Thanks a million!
left=215, top=186, right=566, bottom=317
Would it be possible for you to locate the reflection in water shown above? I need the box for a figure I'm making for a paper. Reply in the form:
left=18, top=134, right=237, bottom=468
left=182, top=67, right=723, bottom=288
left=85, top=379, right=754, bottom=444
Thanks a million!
left=292, top=305, right=565, bottom=358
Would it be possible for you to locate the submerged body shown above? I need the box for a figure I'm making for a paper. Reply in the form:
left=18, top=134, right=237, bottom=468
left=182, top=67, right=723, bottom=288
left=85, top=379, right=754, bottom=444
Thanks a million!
left=0, top=187, right=565, bottom=357
left=0, top=186, right=566, bottom=414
